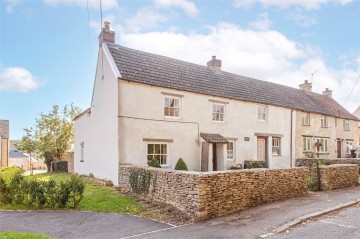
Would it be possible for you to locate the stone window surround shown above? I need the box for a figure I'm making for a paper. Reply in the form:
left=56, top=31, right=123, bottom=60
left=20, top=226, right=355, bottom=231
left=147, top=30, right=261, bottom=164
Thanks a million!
left=258, top=106, right=267, bottom=121
left=163, top=94, right=181, bottom=119
left=211, top=102, right=226, bottom=123
left=272, top=137, right=281, bottom=156
left=321, top=115, right=329, bottom=128
left=303, top=137, right=312, bottom=152
left=343, top=119, right=350, bottom=131
left=302, top=113, right=310, bottom=126
left=146, top=142, right=170, bottom=167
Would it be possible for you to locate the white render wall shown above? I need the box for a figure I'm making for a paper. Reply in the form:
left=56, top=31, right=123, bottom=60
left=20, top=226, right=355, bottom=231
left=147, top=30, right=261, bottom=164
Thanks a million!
left=74, top=44, right=119, bottom=185
left=118, top=81, right=293, bottom=170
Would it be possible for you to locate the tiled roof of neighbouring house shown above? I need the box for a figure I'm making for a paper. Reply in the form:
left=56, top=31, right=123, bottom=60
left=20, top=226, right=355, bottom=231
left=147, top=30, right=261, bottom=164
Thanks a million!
left=107, top=43, right=358, bottom=121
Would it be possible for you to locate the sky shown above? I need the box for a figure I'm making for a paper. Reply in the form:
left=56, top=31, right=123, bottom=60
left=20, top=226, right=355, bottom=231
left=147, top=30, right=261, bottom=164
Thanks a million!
left=1, top=0, right=360, bottom=140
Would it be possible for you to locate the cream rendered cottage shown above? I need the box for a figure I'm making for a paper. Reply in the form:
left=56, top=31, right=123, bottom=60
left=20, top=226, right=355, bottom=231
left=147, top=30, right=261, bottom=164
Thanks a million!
left=74, top=22, right=359, bottom=185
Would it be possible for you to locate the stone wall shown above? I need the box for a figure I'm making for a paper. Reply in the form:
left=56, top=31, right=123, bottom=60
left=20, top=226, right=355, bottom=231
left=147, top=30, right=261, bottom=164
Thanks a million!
left=119, top=165, right=309, bottom=220
left=296, top=158, right=360, bottom=172
left=319, top=164, right=359, bottom=190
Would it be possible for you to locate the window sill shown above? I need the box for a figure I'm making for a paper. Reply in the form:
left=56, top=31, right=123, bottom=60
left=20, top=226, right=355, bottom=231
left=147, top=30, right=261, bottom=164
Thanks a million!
left=321, top=126, right=329, bottom=128
left=163, top=116, right=181, bottom=120
left=227, top=159, right=235, bottom=161
left=212, top=120, right=225, bottom=123
left=80, top=160, right=84, bottom=163
left=160, top=164, right=170, bottom=168
left=302, top=124, right=310, bottom=126
left=272, top=155, right=281, bottom=157
left=343, top=129, right=350, bottom=131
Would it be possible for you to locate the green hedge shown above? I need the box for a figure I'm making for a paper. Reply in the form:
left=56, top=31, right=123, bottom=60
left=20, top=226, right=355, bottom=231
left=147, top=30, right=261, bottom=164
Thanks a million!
left=175, top=158, right=188, bottom=171
left=244, top=160, right=267, bottom=169
left=0, top=169, right=84, bottom=209
left=52, top=161, right=68, bottom=173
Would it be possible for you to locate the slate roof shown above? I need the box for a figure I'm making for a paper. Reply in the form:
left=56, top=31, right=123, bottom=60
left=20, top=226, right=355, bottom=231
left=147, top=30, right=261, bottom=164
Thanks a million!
left=9, top=150, right=28, bottom=158
left=200, top=133, right=229, bottom=143
left=107, top=43, right=358, bottom=121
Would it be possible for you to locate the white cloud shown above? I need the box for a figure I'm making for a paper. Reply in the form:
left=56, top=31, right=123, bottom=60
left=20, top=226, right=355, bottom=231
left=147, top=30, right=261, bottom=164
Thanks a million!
left=154, top=0, right=198, bottom=17
left=5, top=0, right=22, bottom=13
left=43, top=0, right=118, bottom=10
left=126, top=8, right=167, bottom=32
left=0, top=67, right=40, bottom=93
left=117, top=22, right=359, bottom=112
left=287, top=8, right=317, bottom=27
left=234, top=0, right=353, bottom=9
left=249, top=13, right=272, bottom=30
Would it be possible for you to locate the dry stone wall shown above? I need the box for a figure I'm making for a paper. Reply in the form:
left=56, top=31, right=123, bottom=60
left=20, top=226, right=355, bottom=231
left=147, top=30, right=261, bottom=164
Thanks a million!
left=119, top=165, right=309, bottom=220
left=319, top=164, right=359, bottom=190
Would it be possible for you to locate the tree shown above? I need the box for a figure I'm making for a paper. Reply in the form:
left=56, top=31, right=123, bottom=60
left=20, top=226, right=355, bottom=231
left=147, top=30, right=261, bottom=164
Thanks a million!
left=16, top=128, right=37, bottom=174
left=18, top=104, right=81, bottom=172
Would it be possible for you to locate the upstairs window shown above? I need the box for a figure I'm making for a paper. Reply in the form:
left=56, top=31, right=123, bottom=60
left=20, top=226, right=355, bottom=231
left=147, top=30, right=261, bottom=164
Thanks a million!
left=147, top=143, right=168, bottom=166
left=80, top=142, right=84, bottom=162
left=302, top=113, right=310, bottom=126
left=346, top=141, right=353, bottom=154
left=272, top=137, right=281, bottom=156
left=321, top=115, right=328, bottom=128
left=227, top=141, right=235, bottom=160
left=212, top=103, right=225, bottom=122
left=258, top=107, right=267, bottom=121
left=303, top=137, right=311, bottom=152
left=343, top=119, right=350, bottom=131
left=164, top=96, right=180, bottom=117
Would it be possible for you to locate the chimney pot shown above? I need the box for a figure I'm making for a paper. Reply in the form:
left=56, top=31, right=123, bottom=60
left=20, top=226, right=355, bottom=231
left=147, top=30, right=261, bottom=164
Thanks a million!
left=207, top=55, right=222, bottom=73
left=299, top=80, right=312, bottom=93
left=98, top=21, right=115, bottom=48
left=323, top=88, right=332, bottom=98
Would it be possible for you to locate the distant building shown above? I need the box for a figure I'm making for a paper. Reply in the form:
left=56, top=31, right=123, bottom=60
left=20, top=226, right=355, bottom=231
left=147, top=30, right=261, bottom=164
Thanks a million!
left=0, top=120, right=9, bottom=168
left=353, top=106, right=360, bottom=144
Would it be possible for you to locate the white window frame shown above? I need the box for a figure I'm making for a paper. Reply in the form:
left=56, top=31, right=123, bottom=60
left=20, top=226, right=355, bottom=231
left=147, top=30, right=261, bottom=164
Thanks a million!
left=303, top=137, right=311, bottom=152
left=226, top=140, right=235, bottom=161
left=212, top=103, right=225, bottom=122
left=258, top=106, right=267, bottom=121
left=302, top=113, right=310, bottom=126
left=315, top=138, right=328, bottom=153
left=343, top=119, right=350, bottom=131
left=164, top=96, right=181, bottom=118
left=346, top=141, right=353, bottom=154
left=321, top=115, right=329, bottom=128
left=272, top=137, right=281, bottom=156
left=147, top=143, right=169, bottom=166
left=80, top=142, right=84, bottom=161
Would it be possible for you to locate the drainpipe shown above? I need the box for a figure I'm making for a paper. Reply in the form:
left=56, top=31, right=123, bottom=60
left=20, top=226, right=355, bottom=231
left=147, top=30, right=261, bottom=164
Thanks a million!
left=290, top=109, right=294, bottom=167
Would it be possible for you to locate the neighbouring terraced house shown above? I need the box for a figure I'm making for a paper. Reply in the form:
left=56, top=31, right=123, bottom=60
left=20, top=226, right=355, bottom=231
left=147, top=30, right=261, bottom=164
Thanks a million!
left=74, top=22, right=359, bottom=185
left=354, top=106, right=360, bottom=143
left=0, top=120, right=9, bottom=168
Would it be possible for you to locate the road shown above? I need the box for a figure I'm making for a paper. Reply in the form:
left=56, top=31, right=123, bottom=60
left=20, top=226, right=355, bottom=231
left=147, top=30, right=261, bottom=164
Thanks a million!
left=272, top=205, right=360, bottom=239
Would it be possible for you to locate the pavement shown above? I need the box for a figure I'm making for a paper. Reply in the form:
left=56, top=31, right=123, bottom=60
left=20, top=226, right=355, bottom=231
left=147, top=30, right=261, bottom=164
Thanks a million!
left=1, top=186, right=360, bottom=239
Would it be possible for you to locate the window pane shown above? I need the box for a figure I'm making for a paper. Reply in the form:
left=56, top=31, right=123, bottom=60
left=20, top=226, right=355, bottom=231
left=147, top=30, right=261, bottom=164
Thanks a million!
left=219, top=114, right=224, bottom=121
left=148, top=144, right=154, bottom=154
left=155, top=144, right=160, bottom=154
left=174, top=99, right=179, bottom=107
left=161, top=144, right=167, bottom=154
left=220, top=105, right=224, bottom=113
left=165, top=98, right=170, bottom=107
left=164, top=107, right=169, bottom=116
left=174, top=108, right=179, bottom=117
left=147, top=155, right=153, bottom=164
left=161, top=155, right=167, bottom=165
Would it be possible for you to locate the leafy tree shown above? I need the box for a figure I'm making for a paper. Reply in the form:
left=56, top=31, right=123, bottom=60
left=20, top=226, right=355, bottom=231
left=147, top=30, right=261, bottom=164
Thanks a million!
left=16, top=128, right=37, bottom=174
left=18, top=104, right=81, bottom=172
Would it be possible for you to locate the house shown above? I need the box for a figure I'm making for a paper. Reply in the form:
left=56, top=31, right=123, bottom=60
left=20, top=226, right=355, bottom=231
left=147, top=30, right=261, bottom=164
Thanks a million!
left=0, top=120, right=9, bottom=168
left=74, top=22, right=359, bottom=185
left=9, top=150, right=46, bottom=171
left=353, top=106, right=360, bottom=144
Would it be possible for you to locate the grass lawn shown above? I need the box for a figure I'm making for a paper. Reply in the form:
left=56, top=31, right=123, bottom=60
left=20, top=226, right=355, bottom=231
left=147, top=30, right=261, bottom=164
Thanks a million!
left=0, top=231, right=53, bottom=239
left=0, top=173, right=142, bottom=215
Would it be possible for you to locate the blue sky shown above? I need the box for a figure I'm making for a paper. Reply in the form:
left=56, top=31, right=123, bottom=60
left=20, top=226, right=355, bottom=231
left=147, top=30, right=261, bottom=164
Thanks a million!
left=1, top=0, right=359, bottom=140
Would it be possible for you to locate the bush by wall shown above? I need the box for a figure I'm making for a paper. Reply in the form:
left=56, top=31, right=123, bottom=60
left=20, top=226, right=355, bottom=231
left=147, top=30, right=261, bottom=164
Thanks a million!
left=51, top=161, right=68, bottom=173
left=244, top=160, right=266, bottom=169
left=175, top=158, right=188, bottom=171
left=148, top=158, right=161, bottom=168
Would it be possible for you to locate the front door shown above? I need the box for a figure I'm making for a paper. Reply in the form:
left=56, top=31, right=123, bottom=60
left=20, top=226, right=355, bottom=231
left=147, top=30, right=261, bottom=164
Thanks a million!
left=257, top=138, right=266, bottom=162
left=337, top=140, right=342, bottom=158
left=212, top=143, right=217, bottom=171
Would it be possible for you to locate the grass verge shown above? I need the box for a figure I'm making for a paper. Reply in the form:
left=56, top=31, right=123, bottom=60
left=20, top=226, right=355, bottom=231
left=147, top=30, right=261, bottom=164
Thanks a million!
left=0, top=231, right=53, bottom=239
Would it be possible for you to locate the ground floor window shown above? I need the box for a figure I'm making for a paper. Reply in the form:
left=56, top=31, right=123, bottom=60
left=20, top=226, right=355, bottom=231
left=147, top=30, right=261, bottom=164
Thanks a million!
left=147, top=143, right=168, bottom=165
left=80, top=142, right=84, bottom=161
left=346, top=141, right=353, bottom=154
left=316, top=138, right=328, bottom=153
left=303, top=137, right=311, bottom=152
left=227, top=141, right=235, bottom=160
left=272, top=137, right=281, bottom=156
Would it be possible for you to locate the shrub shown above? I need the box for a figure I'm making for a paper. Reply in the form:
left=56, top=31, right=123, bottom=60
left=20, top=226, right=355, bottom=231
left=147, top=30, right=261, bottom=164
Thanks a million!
left=44, top=179, right=57, bottom=208
left=57, top=181, right=70, bottom=208
left=148, top=157, right=161, bottom=168
left=105, top=180, right=113, bottom=187
left=9, top=173, right=26, bottom=205
left=244, top=160, right=267, bottom=169
left=175, top=158, right=188, bottom=171
left=51, top=161, right=68, bottom=173
left=307, top=175, right=317, bottom=191
left=305, top=152, right=315, bottom=158
left=0, top=166, right=24, bottom=186
left=129, top=168, right=152, bottom=194
left=0, top=177, right=12, bottom=204
left=68, top=175, right=85, bottom=208
left=88, top=173, right=95, bottom=178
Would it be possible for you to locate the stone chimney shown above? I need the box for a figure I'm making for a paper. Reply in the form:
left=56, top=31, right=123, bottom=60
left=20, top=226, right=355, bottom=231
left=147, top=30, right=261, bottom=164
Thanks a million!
left=98, top=21, right=115, bottom=48
left=299, top=80, right=312, bottom=93
left=207, top=56, right=222, bottom=73
left=323, top=88, right=332, bottom=98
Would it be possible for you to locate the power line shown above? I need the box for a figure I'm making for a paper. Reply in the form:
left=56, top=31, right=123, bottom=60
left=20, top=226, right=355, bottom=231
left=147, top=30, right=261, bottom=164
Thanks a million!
left=342, top=73, right=360, bottom=106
